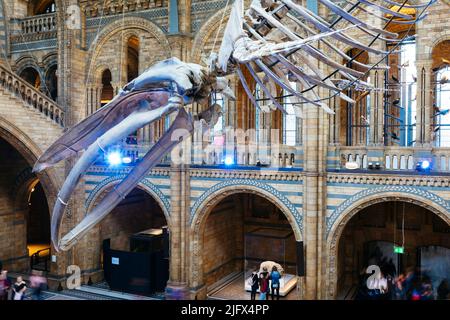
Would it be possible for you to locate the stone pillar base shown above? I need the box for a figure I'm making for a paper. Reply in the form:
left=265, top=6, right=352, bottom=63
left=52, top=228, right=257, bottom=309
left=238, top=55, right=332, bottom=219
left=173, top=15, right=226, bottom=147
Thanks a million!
left=165, top=282, right=191, bottom=300
left=190, top=285, right=207, bottom=300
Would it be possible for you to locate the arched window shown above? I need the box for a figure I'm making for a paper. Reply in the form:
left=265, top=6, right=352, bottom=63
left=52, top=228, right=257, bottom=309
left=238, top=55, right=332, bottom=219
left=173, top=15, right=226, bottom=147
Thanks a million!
left=31, top=0, right=56, bottom=15
left=42, top=1, right=56, bottom=14
left=340, top=49, right=370, bottom=146
left=397, top=41, right=417, bottom=146
left=127, top=36, right=140, bottom=82
left=100, top=69, right=114, bottom=108
left=19, top=67, right=41, bottom=89
left=283, top=83, right=297, bottom=146
left=435, top=66, right=450, bottom=147
left=45, top=65, right=58, bottom=101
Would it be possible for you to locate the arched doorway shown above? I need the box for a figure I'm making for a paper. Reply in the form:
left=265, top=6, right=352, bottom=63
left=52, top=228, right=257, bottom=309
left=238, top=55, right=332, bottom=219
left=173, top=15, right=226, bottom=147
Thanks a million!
left=0, top=137, right=51, bottom=272
left=127, top=36, right=139, bottom=82
left=100, top=69, right=114, bottom=108
left=28, top=0, right=56, bottom=15
left=26, top=181, right=51, bottom=270
left=45, top=64, right=58, bottom=101
left=96, top=187, right=169, bottom=296
left=19, top=67, right=41, bottom=90
left=336, top=201, right=449, bottom=300
left=195, top=192, right=301, bottom=300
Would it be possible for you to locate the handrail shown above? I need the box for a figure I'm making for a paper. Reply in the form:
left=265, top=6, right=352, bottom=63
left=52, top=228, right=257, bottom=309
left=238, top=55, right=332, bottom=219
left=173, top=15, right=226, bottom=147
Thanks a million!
left=0, top=64, right=64, bottom=127
left=337, top=146, right=450, bottom=172
left=20, top=13, right=57, bottom=34
left=30, top=247, right=51, bottom=272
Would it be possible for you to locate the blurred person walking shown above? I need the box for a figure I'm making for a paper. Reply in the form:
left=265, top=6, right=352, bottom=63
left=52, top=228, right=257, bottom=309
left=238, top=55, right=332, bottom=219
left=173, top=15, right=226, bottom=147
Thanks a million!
left=0, top=270, right=11, bottom=301
left=30, top=270, right=47, bottom=300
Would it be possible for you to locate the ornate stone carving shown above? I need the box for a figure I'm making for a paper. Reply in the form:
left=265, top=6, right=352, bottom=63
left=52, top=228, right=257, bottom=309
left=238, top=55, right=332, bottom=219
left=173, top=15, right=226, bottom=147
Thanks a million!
left=327, top=173, right=450, bottom=188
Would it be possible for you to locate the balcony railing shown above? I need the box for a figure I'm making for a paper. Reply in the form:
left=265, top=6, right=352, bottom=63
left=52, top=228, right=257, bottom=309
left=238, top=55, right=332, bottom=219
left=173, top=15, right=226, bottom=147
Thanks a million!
left=100, top=139, right=302, bottom=169
left=0, top=64, right=64, bottom=127
left=20, top=13, right=57, bottom=35
left=197, top=144, right=299, bottom=168
left=337, top=146, right=450, bottom=173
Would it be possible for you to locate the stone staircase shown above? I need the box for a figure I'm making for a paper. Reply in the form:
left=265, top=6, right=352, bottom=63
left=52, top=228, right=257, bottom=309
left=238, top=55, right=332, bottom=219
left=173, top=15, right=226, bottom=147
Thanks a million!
left=0, top=63, right=64, bottom=127
left=0, top=63, right=64, bottom=152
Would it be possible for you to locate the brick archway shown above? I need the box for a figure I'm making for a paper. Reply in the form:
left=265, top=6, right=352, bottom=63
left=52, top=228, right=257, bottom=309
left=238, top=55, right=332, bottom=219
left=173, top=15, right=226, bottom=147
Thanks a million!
left=85, top=175, right=171, bottom=229
left=0, top=118, right=59, bottom=208
left=86, top=17, right=171, bottom=83
left=190, top=8, right=230, bottom=64
left=189, top=181, right=302, bottom=293
left=325, top=190, right=450, bottom=299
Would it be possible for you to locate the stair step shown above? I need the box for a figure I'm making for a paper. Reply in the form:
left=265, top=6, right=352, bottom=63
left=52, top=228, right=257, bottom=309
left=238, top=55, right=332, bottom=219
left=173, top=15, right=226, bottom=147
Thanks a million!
left=75, top=285, right=159, bottom=300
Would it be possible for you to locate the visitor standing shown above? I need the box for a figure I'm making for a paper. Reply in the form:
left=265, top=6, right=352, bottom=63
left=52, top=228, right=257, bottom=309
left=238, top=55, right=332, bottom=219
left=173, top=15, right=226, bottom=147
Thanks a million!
left=250, top=271, right=259, bottom=300
left=12, top=276, right=27, bottom=300
left=270, top=266, right=281, bottom=300
left=259, top=272, right=269, bottom=300
left=250, top=270, right=259, bottom=300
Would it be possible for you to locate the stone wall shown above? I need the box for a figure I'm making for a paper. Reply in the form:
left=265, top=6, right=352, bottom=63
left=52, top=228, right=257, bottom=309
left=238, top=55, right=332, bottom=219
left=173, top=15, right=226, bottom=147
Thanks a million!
left=0, top=138, right=31, bottom=271
left=203, top=197, right=243, bottom=287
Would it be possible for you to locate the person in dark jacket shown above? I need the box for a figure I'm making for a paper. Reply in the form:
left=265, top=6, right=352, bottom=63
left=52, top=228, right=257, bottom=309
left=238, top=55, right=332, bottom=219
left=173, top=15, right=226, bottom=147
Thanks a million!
left=12, top=276, right=27, bottom=300
left=437, top=279, right=449, bottom=300
left=250, top=270, right=259, bottom=300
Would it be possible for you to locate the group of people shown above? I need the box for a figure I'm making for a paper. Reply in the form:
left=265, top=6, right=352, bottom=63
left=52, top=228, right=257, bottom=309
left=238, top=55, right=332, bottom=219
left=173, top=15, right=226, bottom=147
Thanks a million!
left=249, top=266, right=281, bottom=300
left=356, top=265, right=449, bottom=300
left=0, top=267, right=47, bottom=301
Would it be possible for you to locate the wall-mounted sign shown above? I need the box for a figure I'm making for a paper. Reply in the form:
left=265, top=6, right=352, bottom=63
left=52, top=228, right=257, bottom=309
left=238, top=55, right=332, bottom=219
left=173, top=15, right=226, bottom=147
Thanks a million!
left=112, top=257, right=120, bottom=265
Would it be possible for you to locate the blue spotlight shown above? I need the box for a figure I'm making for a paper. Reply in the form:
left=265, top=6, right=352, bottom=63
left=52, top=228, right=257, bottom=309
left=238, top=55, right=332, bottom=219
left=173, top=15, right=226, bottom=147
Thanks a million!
left=122, top=156, right=132, bottom=164
left=224, top=157, right=234, bottom=166
left=107, top=152, right=122, bottom=166
left=421, top=160, right=430, bottom=169
left=416, top=160, right=432, bottom=172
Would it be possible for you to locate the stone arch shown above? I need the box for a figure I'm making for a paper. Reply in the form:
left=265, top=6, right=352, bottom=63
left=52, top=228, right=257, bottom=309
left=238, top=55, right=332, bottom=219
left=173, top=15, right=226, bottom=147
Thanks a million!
left=91, top=64, right=112, bottom=86
left=86, top=17, right=171, bottom=82
left=15, top=56, right=41, bottom=74
left=427, top=34, right=450, bottom=60
left=325, top=186, right=450, bottom=299
left=42, top=53, right=57, bottom=72
left=85, top=175, right=171, bottom=228
left=0, top=116, right=59, bottom=214
left=190, top=7, right=231, bottom=64
left=11, top=167, right=39, bottom=210
left=189, top=179, right=302, bottom=289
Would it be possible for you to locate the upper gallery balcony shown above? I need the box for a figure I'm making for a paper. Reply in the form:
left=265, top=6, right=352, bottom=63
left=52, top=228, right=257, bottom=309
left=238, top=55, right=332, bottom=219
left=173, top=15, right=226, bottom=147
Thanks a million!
left=331, top=146, right=450, bottom=175
left=20, top=13, right=56, bottom=35
left=93, top=137, right=302, bottom=172
left=10, top=13, right=57, bottom=45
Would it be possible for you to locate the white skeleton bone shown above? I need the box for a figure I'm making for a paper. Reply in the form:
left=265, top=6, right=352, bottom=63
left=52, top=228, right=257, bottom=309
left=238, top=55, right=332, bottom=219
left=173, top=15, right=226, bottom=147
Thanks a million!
left=35, top=0, right=434, bottom=251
